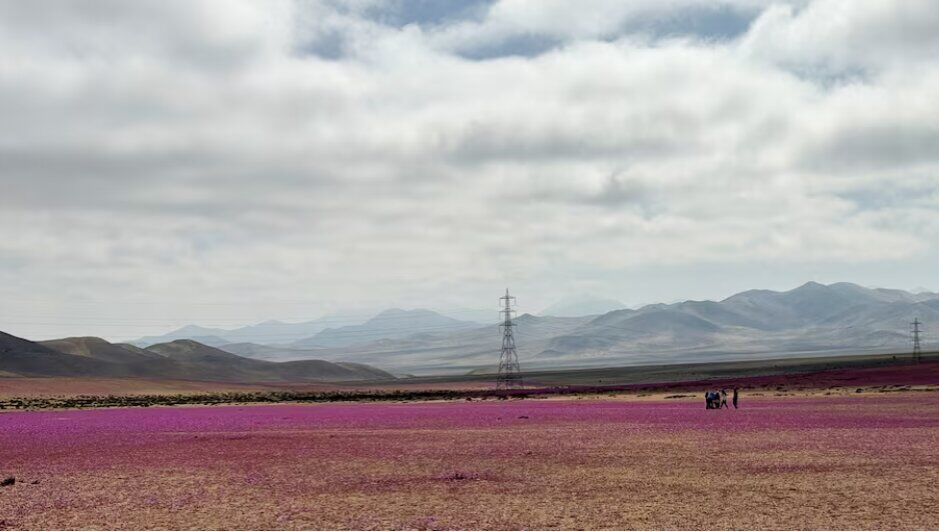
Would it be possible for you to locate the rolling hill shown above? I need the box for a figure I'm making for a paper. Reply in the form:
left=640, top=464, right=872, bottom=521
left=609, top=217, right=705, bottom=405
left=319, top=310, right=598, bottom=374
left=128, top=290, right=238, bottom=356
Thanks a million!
left=146, top=340, right=394, bottom=382
left=0, top=333, right=394, bottom=383
left=40, top=336, right=164, bottom=364
left=1, top=332, right=120, bottom=377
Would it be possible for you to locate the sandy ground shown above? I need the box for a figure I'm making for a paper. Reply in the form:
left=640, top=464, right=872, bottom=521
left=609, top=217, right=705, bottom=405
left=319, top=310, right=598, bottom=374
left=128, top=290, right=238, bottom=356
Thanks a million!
left=1, top=392, right=938, bottom=530
left=0, top=377, right=350, bottom=398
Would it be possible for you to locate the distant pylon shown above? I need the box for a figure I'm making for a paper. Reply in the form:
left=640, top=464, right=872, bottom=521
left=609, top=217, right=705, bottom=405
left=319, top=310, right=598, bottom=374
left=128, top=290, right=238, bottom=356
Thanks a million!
left=912, top=318, right=922, bottom=363
left=496, top=288, right=523, bottom=390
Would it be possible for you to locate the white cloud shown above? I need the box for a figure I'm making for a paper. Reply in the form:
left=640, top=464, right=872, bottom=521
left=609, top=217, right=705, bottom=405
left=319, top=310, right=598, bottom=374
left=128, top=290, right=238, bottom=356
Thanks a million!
left=0, top=0, right=937, bottom=339
left=741, top=0, right=939, bottom=75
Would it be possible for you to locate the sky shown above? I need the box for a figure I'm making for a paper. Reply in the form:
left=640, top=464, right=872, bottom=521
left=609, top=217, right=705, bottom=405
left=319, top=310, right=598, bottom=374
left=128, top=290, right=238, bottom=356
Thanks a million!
left=2, top=0, right=938, bottom=341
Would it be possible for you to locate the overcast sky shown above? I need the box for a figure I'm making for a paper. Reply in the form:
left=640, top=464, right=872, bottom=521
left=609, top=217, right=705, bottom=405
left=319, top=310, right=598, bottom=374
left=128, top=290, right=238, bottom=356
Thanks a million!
left=2, top=0, right=938, bottom=341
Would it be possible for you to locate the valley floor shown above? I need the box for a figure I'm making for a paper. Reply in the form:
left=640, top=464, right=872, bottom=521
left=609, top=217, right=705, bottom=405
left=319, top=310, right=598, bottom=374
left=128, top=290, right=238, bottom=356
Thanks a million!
left=2, top=351, right=935, bottom=403
left=1, top=391, right=938, bottom=529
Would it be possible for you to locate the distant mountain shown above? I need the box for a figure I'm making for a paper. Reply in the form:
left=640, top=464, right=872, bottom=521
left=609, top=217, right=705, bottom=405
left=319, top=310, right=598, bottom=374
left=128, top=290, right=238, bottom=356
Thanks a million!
left=719, top=281, right=868, bottom=329
left=292, top=308, right=481, bottom=348
left=537, top=282, right=939, bottom=365
left=218, top=342, right=329, bottom=362
left=285, top=313, right=592, bottom=374
left=2, top=333, right=394, bottom=383
left=129, top=313, right=370, bottom=347
left=22, top=281, right=938, bottom=378
left=540, top=295, right=626, bottom=317
left=269, top=282, right=939, bottom=375
left=131, top=325, right=235, bottom=347
left=432, top=307, right=499, bottom=324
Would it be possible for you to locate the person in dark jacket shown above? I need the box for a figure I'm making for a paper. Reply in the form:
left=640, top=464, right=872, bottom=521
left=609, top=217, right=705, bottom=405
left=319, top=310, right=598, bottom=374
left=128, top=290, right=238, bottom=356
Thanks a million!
left=733, top=387, right=739, bottom=409
left=706, top=390, right=722, bottom=409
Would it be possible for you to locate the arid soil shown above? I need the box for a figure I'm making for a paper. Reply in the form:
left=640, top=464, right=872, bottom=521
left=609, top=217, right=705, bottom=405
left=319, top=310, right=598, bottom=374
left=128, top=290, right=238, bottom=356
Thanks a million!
left=3, top=355, right=935, bottom=402
left=0, top=377, right=387, bottom=399
left=1, top=392, right=938, bottom=530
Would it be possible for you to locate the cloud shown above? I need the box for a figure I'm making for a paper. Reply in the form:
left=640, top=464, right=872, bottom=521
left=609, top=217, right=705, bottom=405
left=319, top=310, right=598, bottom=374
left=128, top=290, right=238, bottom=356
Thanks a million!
left=0, top=0, right=937, bottom=339
left=741, top=1, right=939, bottom=76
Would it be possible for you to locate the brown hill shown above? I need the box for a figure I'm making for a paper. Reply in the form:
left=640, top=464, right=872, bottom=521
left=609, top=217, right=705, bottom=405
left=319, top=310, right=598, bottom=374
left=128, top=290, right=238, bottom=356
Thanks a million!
left=40, top=337, right=163, bottom=364
left=147, top=339, right=394, bottom=382
left=0, top=331, right=118, bottom=377
left=2, top=332, right=393, bottom=383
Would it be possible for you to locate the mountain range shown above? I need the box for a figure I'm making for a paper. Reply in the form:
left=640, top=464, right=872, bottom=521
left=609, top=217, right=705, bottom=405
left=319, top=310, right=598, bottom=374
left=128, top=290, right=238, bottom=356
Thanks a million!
left=130, top=309, right=485, bottom=347
left=291, top=308, right=481, bottom=348
left=197, top=282, right=937, bottom=375
left=8, top=281, right=935, bottom=379
left=0, top=333, right=393, bottom=382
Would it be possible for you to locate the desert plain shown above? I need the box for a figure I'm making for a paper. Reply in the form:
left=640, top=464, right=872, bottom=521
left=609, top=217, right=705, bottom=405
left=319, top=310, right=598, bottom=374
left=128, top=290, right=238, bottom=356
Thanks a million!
left=1, top=359, right=938, bottom=530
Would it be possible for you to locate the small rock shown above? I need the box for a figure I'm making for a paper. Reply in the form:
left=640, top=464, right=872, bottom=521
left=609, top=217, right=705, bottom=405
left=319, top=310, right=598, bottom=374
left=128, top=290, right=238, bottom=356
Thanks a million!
left=0, top=477, right=14, bottom=487
left=518, top=415, right=529, bottom=419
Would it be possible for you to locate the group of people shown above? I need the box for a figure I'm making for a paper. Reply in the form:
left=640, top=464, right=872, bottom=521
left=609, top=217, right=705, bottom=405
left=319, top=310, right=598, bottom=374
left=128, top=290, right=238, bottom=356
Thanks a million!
left=705, top=387, right=739, bottom=409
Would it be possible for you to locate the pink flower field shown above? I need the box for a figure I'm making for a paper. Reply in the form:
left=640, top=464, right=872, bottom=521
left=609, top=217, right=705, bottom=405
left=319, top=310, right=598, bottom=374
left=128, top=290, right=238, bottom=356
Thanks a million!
left=2, top=393, right=938, bottom=529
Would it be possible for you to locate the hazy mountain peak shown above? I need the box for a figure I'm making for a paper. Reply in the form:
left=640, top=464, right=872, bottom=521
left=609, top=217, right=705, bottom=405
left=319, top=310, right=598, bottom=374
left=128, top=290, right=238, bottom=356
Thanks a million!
left=290, top=307, right=478, bottom=349
left=790, top=281, right=828, bottom=292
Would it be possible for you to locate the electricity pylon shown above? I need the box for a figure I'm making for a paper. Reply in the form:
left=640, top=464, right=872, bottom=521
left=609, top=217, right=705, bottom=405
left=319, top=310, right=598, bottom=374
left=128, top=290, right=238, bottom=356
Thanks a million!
left=912, top=318, right=922, bottom=363
left=496, top=288, right=523, bottom=389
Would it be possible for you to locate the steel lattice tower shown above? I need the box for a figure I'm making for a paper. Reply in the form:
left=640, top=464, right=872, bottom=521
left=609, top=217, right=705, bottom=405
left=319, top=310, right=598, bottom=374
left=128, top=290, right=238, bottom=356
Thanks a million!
left=496, top=288, right=523, bottom=389
left=912, top=318, right=922, bottom=363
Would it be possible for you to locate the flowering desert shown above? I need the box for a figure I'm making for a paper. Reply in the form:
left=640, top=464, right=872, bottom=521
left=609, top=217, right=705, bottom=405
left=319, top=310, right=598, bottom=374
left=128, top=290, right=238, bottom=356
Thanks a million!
left=2, top=389, right=939, bottom=530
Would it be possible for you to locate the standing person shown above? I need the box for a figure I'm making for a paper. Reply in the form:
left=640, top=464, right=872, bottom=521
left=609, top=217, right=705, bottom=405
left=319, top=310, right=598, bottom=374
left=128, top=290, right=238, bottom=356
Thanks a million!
left=720, top=389, right=728, bottom=409
left=733, top=387, right=739, bottom=409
